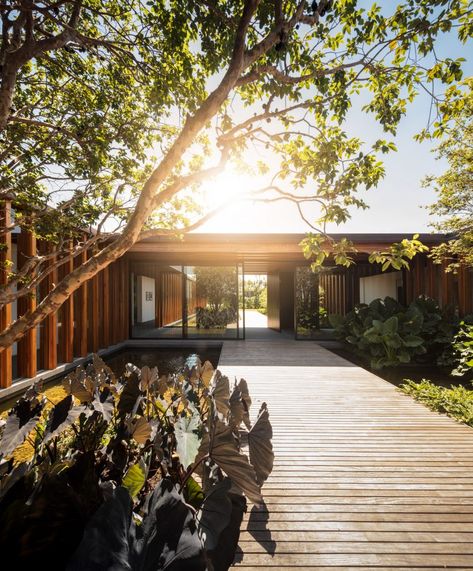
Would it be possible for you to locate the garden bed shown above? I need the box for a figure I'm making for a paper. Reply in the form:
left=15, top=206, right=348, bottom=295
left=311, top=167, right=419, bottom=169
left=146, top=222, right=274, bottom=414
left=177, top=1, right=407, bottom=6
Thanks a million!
left=322, top=341, right=472, bottom=389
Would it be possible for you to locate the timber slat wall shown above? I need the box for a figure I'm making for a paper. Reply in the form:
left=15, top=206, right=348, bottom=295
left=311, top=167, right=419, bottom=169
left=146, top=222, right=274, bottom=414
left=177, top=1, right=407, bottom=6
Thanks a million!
left=17, top=231, right=37, bottom=378
left=219, top=340, right=473, bottom=570
left=0, top=202, right=130, bottom=388
left=38, top=241, right=57, bottom=372
left=406, top=255, right=473, bottom=316
left=0, top=200, right=12, bottom=387
left=319, top=271, right=346, bottom=315
left=319, top=256, right=472, bottom=318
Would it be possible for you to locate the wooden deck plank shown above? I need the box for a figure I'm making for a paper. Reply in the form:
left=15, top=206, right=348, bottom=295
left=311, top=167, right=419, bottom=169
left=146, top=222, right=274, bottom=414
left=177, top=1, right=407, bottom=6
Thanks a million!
left=219, top=340, right=473, bottom=569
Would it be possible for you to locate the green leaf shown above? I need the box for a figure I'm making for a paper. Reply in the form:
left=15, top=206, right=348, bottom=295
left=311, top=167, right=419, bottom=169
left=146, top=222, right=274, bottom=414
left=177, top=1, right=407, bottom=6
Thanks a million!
left=174, top=413, right=201, bottom=469
left=184, top=476, right=204, bottom=510
left=383, top=316, right=399, bottom=334
left=403, top=335, right=424, bottom=347
left=122, top=459, right=147, bottom=499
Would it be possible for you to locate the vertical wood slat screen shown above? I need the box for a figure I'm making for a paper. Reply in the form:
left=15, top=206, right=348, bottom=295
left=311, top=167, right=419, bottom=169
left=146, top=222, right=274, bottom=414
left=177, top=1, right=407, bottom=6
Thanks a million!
left=58, top=244, right=74, bottom=365
left=17, top=230, right=37, bottom=379
left=38, top=241, right=58, bottom=371
left=319, top=271, right=347, bottom=316
left=0, top=200, right=12, bottom=387
left=0, top=226, right=130, bottom=388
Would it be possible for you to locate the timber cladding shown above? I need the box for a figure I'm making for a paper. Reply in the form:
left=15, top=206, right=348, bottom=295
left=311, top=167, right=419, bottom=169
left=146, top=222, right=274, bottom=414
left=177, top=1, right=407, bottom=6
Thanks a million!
left=0, top=226, right=130, bottom=388
left=1, top=226, right=472, bottom=390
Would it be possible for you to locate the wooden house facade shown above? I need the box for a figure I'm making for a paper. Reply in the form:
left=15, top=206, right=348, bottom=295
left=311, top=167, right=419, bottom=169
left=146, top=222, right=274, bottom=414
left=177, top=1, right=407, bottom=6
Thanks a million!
left=0, top=220, right=472, bottom=390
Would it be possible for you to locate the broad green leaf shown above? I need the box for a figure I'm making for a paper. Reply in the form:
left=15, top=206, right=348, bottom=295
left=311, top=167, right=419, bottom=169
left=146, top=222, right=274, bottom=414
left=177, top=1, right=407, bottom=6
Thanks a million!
left=184, top=476, right=204, bottom=510
left=174, top=413, right=201, bottom=469
left=122, top=459, right=147, bottom=499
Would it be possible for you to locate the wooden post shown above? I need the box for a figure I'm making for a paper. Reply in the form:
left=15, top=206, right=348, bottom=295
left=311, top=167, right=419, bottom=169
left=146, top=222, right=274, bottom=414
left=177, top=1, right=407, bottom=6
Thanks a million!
left=0, top=199, right=12, bottom=387
left=101, top=265, right=110, bottom=348
left=17, top=230, right=37, bottom=378
left=39, top=242, right=57, bottom=370
left=89, top=272, right=99, bottom=353
left=74, top=248, right=88, bottom=357
left=109, top=262, right=117, bottom=345
left=117, top=259, right=123, bottom=341
left=124, top=257, right=130, bottom=340
left=58, top=246, right=74, bottom=364
left=441, top=261, right=449, bottom=309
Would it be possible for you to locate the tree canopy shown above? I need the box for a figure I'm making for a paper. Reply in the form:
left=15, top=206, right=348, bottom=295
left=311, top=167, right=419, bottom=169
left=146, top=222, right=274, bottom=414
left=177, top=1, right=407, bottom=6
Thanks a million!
left=425, top=78, right=473, bottom=272
left=0, top=0, right=472, bottom=347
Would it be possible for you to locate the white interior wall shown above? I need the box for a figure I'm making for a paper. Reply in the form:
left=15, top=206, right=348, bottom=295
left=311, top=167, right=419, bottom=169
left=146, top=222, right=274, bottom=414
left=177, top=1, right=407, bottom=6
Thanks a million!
left=137, top=275, right=155, bottom=323
left=360, top=271, right=402, bottom=305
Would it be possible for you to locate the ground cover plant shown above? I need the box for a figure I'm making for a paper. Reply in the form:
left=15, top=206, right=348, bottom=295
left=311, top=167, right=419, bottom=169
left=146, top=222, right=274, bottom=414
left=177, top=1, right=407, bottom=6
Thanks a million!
left=330, top=295, right=454, bottom=369
left=401, top=379, right=473, bottom=427
left=448, top=321, right=473, bottom=377
left=0, top=356, right=273, bottom=570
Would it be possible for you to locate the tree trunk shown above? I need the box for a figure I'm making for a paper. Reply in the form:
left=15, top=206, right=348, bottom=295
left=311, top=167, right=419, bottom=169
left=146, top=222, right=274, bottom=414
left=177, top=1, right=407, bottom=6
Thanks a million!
left=0, top=0, right=261, bottom=349
left=0, top=61, right=18, bottom=132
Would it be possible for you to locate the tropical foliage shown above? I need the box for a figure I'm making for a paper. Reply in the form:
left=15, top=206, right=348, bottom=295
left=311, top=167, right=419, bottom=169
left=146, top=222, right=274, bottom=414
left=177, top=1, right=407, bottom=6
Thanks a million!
left=1, top=1, right=472, bottom=348
left=0, top=356, right=273, bottom=569
left=447, top=321, right=473, bottom=377
left=195, top=267, right=238, bottom=329
left=244, top=277, right=267, bottom=314
left=330, top=296, right=453, bottom=369
left=196, top=306, right=238, bottom=329
left=401, top=379, right=473, bottom=427
left=426, top=79, right=473, bottom=272
left=295, top=266, right=329, bottom=332
left=368, top=235, right=430, bottom=271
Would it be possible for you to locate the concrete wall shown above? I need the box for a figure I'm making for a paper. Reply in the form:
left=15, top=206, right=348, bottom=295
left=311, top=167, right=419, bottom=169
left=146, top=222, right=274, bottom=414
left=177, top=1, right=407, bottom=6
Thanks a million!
left=137, top=275, right=156, bottom=323
left=360, top=271, right=402, bottom=304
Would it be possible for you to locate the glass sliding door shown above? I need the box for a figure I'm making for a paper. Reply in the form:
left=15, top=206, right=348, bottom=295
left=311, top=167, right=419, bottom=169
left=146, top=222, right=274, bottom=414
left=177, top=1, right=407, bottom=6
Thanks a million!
left=132, top=264, right=183, bottom=338
left=295, top=266, right=320, bottom=339
left=184, top=265, right=240, bottom=339
left=130, top=262, right=243, bottom=339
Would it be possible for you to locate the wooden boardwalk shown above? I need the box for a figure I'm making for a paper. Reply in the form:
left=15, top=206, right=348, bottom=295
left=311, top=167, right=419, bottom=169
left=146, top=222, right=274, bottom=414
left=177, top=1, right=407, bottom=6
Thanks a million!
left=218, top=340, right=473, bottom=570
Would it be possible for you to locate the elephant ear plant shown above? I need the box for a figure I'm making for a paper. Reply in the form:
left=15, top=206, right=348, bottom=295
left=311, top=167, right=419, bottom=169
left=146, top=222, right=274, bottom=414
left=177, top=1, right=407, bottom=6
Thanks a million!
left=0, top=356, right=274, bottom=571
left=330, top=295, right=453, bottom=369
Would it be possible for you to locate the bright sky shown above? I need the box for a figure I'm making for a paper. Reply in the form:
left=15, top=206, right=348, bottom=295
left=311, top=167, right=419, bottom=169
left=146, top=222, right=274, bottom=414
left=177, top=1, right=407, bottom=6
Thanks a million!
left=196, top=11, right=472, bottom=235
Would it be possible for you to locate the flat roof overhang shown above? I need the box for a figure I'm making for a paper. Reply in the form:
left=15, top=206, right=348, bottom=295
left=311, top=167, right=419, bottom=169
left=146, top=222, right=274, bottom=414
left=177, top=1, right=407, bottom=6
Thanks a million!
left=128, top=233, right=447, bottom=273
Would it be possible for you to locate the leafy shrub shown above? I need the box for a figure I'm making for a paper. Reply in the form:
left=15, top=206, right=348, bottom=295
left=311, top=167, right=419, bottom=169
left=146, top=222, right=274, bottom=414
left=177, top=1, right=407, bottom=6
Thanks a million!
left=196, top=306, right=237, bottom=329
left=296, top=306, right=328, bottom=330
left=401, top=379, right=473, bottom=426
left=330, top=296, right=453, bottom=369
left=448, top=321, right=473, bottom=376
left=0, top=356, right=273, bottom=570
